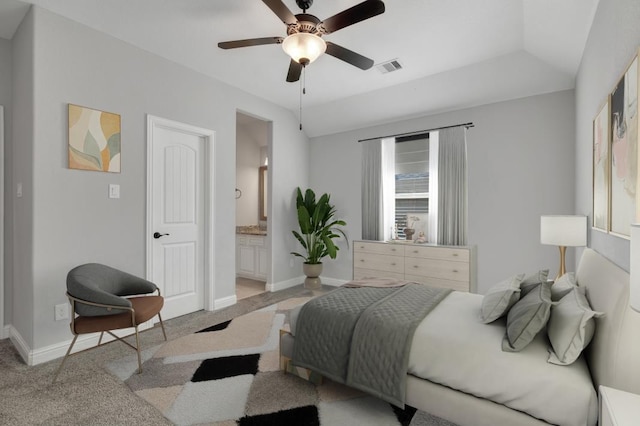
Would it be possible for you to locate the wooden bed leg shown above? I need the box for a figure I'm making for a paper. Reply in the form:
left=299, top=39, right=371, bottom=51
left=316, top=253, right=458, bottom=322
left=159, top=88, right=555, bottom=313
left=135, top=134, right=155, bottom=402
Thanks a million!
left=279, top=329, right=322, bottom=385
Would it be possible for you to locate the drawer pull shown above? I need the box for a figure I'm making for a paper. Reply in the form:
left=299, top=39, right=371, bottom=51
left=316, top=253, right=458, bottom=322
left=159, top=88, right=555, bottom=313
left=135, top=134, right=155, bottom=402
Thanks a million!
left=391, top=248, right=396, bottom=252
left=391, top=262, right=396, bottom=266
left=360, top=259, right=365, bottom=262
left=452, top=253, right=459, bottom=257
left=413, top=265, right=419, bottom=268
left=452, top=269, right=459, bottom=273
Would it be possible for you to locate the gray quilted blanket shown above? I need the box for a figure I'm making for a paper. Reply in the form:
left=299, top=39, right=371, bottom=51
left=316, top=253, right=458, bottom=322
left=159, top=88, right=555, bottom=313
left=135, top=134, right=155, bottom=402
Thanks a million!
left=292, top=283, right=451, bottom=407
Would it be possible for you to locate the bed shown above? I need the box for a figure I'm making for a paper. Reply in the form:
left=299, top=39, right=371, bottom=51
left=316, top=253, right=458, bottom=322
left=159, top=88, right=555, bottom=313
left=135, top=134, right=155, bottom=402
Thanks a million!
left=279, top=248, right=640, bottom=425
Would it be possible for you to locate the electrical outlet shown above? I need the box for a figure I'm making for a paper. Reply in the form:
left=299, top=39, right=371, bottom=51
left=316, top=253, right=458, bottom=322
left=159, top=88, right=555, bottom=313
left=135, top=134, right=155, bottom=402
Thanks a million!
left=54, top=303, right=69, bottom=321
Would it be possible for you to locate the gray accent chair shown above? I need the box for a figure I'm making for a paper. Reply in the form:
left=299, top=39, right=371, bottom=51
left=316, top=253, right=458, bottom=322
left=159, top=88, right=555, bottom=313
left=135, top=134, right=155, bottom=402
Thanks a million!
left=53, top=263, right=167, bottom=382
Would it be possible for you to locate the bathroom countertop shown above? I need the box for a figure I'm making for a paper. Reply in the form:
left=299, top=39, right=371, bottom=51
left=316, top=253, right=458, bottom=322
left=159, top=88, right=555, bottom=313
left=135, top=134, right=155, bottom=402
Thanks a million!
left=236, top=225, right=267, bottom=236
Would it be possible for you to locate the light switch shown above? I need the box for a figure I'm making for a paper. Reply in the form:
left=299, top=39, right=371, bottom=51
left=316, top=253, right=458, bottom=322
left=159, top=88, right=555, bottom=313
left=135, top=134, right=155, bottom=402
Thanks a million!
left=109, top=184, right=120, bottom=199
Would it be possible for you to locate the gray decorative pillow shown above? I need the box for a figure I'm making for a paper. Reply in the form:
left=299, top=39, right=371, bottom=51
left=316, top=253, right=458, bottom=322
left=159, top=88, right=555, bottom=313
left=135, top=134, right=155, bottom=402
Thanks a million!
left=552, top=272, right=577, bottom=301
left=502, top=281, right=553, bottom=352
left=480, top=274, right=525, bottom=324
left=520, top=269, right=550, bottom=297
left=547, top=287, right=604, bottom=365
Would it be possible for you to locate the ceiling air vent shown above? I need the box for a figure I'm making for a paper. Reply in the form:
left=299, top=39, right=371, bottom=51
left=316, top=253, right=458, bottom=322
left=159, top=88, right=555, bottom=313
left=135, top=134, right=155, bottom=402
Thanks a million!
left=376, top=59, right=403, bottom=74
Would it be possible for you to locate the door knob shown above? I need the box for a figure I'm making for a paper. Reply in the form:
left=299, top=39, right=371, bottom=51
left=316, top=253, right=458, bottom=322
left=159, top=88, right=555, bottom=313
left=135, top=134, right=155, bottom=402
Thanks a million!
left=153, top=232, right=170, bottom=239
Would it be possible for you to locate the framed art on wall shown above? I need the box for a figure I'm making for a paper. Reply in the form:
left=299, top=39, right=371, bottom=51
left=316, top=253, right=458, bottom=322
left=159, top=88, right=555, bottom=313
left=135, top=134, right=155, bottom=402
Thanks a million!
left=68, top=104, right=121, bottom=173
left=609, top=51, right=638, bottom=238
left=593, top=98, right=610, bottom=232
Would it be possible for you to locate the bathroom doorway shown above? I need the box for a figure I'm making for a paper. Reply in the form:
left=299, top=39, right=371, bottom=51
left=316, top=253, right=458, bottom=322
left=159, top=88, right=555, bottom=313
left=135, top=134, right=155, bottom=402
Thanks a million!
left=235, top=112, right=269, bottom=299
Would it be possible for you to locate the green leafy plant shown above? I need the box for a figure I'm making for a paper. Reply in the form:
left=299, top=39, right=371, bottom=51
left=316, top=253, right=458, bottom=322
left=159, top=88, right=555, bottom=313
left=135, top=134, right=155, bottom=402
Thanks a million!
left=291, top=187, right=348, bottom=264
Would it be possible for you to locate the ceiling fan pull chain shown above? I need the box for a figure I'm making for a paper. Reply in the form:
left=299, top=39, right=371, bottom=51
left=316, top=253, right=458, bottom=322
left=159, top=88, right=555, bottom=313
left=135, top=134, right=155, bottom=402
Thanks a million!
left=299, top=68, right=304, bottom=130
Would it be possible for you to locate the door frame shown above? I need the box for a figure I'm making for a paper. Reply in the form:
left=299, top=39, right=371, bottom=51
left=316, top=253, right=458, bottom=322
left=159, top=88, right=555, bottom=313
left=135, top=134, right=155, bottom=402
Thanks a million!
left=0, top=106, right=4, bottom=337
left=146, top=114, right=216, bottom=312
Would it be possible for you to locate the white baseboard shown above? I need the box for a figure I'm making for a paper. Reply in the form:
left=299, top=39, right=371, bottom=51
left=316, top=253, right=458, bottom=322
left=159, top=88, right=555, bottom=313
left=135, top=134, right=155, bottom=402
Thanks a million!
left=1, top=324, right=10, bottom=339
left=320, top=277, right=348, bottom=287
left=214, top=294, right=237, bottom=310
left=267, top=276, right=305, bottom=292
left=9, top=322, right=155, bottom=366
left=267, top=276, right=347, bottom=291
left=8, top=325, right=30, bottom=364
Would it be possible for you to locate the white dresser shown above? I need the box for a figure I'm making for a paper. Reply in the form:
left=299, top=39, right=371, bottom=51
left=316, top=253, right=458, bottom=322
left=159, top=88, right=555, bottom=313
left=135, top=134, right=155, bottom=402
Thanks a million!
left=353, top=240, right=476, bottom=292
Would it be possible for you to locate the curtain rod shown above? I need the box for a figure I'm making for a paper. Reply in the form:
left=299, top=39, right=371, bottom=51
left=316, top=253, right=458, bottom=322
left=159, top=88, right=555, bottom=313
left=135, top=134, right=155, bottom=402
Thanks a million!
left=357, top=122, right=474, bottom=143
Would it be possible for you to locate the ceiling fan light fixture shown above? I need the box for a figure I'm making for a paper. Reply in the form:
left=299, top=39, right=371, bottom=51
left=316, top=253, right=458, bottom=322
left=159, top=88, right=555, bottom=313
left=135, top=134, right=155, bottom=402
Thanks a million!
left=282, top=33, right=326, bottom=65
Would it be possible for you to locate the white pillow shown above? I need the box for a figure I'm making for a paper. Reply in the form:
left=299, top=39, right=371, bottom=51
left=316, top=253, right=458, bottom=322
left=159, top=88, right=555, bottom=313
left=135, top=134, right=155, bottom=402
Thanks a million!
left=547, top=287, right=604, bottom=365
left=552, top=272, right=577, bottom=301
left=520, top=269, right=550, bottom=297
left=502, top=281, right=553, bottom=352
left=480, top=274, right=525, bottom=323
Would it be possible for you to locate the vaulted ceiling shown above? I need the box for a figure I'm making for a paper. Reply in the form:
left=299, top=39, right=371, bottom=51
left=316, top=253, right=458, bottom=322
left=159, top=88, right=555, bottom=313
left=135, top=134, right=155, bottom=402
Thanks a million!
left=1, top=0, right=599, bottom=137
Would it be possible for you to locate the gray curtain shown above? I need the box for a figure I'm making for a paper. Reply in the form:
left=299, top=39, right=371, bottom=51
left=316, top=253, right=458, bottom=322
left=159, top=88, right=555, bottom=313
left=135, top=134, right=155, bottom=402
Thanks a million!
left=362, top=141, right=382, bottom=240
left=437, top=126, right=468, bottom=245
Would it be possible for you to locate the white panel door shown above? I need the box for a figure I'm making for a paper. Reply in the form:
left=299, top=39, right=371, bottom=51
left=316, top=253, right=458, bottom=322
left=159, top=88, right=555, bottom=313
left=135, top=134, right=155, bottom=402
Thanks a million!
left=151, top=124, right=206, bottom=319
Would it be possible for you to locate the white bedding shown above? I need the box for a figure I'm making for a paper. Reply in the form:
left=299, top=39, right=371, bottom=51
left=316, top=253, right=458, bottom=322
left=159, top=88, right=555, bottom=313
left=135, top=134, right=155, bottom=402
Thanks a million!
left=408, top=291, right=598, bottom=426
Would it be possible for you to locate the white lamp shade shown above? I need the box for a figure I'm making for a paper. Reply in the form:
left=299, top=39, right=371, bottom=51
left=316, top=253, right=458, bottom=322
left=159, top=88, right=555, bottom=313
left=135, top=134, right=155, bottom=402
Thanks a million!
left=630, top=224, right=640, bottom=312
left=540, top=215, right=587, bottom=247
left=282, top=33, right=326, bottom=65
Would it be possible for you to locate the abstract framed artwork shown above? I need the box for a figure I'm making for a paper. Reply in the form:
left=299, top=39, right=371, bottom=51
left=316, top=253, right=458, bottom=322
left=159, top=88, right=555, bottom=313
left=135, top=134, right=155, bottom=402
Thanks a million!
left=609, top=51, right=639, bottom=238
left=68, top=104, right=121, bottom=172
left=592, top=98, right=610, bottom=232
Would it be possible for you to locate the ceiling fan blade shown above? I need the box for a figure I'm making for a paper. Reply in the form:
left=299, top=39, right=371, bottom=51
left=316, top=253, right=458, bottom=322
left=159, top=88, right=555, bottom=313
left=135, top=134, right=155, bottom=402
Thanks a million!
left=218, top=37, right=284, bottom=49
left=325, top=42, right=374, bottom=70
left=286, top=60, right=303, bottom=82
left=262, top=0, right=298, bottom=25
left=318, top=0, right=385, bottom=34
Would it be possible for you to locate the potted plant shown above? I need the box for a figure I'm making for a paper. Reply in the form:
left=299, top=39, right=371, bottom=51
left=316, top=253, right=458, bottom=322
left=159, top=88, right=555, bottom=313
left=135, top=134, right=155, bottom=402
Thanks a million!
left=291, top=187, right=348, bottom=288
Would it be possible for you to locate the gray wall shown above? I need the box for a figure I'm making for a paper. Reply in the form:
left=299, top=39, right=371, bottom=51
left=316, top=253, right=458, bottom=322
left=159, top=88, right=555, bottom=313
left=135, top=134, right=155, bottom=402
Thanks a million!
left=14, top=6, right=309, bottom=352
left=575, top=0, right=640, bottom=271
left=11, top=9, right=35, bottom=345
left=310, top=90, right=576, bottom=295
left=0, top=38, right=13, bottom=326
left=0, top=38, right=12, bottom=327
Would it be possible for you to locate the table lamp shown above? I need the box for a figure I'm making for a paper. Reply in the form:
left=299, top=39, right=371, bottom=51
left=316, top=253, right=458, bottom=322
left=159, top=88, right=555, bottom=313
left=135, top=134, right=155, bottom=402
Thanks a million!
left=540, top=215, right=587, bottom=280
left=630, top=224, right=640, bottom=312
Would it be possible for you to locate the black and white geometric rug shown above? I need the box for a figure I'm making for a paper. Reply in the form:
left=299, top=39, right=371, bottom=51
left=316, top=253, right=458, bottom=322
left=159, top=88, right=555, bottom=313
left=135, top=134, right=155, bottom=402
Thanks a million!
left=105, top=297, right=433, bottom=425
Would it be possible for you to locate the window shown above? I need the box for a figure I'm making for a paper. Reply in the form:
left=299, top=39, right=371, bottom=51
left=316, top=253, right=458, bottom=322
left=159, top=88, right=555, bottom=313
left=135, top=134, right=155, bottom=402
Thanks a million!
left=394, top=135, right=430, bottom=239
left=362, top=125, right=466, bottom=246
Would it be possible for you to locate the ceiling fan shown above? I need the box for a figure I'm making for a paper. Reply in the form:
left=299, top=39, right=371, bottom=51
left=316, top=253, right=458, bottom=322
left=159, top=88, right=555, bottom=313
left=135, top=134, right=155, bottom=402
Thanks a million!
left=218, top=0, right=385, bottom=82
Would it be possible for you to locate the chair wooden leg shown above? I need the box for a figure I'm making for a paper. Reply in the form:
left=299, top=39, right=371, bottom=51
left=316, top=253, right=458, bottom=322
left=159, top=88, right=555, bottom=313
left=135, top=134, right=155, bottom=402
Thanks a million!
left=52, top=334, right=78, bottom=383
left=134, top=325, right=142, bottom=374
left=157, top=312, right=167, bottom=341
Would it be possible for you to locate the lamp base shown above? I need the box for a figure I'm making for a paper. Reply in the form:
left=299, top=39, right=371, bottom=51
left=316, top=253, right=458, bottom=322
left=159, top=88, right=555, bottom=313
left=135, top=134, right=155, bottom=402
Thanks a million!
left=554, top=245, right=567, bottom=281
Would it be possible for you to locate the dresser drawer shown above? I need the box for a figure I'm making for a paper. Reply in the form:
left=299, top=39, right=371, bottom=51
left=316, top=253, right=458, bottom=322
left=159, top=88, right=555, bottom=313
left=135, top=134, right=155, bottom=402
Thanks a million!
left=405, top=258, right=469, bottom=282
left=354, top=268, right=405, bottom=281
left=353, top=252, right=404, bottom=274
left=353, top=241, right=405, bottom=256
left=404, top=245, right=468, bottom=262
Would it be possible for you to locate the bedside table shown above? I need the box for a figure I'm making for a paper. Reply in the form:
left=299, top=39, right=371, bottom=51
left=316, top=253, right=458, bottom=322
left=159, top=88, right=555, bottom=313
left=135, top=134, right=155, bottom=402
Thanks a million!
left=599, top=385, right=640, bottom=426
